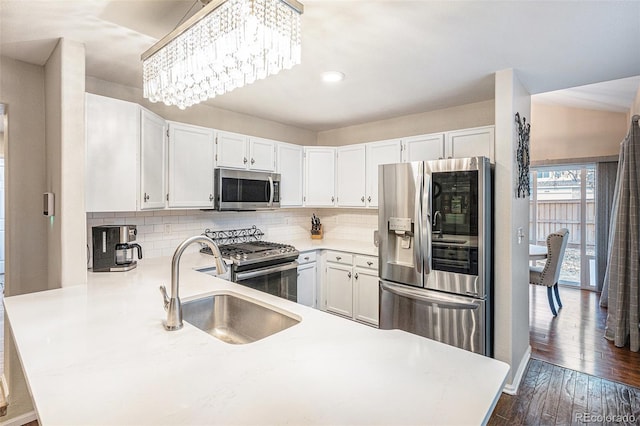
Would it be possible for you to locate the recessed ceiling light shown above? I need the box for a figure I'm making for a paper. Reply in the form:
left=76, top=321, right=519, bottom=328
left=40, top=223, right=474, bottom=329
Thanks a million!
left=321, top=71, right=345, bottom=83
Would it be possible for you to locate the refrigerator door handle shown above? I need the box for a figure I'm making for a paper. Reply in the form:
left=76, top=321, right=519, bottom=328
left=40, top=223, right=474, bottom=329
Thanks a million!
left=414, top=165, right=423, bottom=275
left=422, top=168, right=432, bottom=275
left=380, top=281, right=479, bottom=310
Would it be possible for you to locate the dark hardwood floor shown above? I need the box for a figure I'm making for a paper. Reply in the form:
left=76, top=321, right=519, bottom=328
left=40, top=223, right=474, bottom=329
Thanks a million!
left=490, top=285, right=640, bottom=425
left=529, top=284, right=640, bottom=388
left=489, top=359, right=640, bottom=425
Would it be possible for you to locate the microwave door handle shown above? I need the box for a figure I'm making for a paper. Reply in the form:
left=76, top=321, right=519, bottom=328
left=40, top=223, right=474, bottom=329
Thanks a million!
left=268, top=176, right=274, bottom=207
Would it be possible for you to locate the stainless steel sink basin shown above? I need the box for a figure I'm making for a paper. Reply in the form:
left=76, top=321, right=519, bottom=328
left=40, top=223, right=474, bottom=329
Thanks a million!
left=182, top=293, right=300, bottom=344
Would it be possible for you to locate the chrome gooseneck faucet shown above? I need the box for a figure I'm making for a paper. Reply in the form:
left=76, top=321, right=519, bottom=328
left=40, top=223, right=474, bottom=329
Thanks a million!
left=160, top=235, right=228, bottom=331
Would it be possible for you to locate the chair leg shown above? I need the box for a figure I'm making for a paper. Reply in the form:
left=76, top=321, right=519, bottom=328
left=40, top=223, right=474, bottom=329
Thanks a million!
left=553, top=283, right=562, bottom=309
left=547, top=286, right=557, bottom=316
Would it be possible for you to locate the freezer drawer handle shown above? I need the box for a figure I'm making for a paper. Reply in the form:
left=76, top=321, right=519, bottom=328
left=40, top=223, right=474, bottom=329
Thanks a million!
left=380, top=281, right=480, bottom=310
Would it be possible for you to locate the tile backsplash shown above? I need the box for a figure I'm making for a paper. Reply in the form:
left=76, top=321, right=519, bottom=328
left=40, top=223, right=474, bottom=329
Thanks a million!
left=86, top=208, right=378, bottom=261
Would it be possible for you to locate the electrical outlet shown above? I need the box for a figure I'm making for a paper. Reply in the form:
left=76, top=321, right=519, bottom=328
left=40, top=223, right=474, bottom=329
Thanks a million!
left=164, top=224, right=172, bottom=234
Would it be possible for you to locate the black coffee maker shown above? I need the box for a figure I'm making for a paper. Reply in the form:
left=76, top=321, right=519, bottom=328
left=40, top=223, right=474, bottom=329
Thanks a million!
left=92, top=225, right=143, bottom=272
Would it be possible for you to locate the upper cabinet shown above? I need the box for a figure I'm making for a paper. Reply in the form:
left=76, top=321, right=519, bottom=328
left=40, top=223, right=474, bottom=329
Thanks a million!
left=215, top=130, right=275, bottom=171
left=167, top=122, right=215, bottom=208
left=365, top=139, right=402, bottom=207
left=445, top=126, right=495, bottom=162
left=85, top=93, right=140, bottom=212
left=402, top=133, right=444, bottom=162
left=336, top=145, right=366, bottom=207
left=304, top=147, right=336, bottom=207
left=276, top=142, right=304, bottom=207
left=140, top=109, right=167, bottom=210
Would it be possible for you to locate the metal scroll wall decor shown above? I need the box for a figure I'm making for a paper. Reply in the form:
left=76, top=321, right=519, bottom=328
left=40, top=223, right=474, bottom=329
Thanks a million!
left=515, top=112, right=531, bottom=198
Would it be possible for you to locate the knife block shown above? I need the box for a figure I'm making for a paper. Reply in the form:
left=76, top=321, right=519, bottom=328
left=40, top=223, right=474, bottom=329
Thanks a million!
left=311, top=224, right=323, bottom=240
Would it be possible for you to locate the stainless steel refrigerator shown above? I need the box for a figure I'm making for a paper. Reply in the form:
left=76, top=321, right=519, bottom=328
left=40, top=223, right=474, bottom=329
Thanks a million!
left=378, top=157, right=492, bottom=356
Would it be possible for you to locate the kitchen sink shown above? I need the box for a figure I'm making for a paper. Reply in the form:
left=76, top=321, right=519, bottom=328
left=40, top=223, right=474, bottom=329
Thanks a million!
left=181, top=292, right=300, bottom=344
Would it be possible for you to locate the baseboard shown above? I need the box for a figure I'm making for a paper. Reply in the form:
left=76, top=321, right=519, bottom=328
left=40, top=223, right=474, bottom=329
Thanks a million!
left=502, top=345, right=531, bottom=395
left=0, top=411, right=37, bottom=426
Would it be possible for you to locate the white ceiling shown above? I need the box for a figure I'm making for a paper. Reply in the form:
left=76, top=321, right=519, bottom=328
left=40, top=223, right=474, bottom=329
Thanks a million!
left=1, top=0, right=639, bottom=131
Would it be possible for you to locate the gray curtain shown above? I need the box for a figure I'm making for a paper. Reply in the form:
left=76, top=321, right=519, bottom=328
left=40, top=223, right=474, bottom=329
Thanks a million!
left=601, top=115, right=640, bottom=351
left=596, top=161, right=619, bottom=292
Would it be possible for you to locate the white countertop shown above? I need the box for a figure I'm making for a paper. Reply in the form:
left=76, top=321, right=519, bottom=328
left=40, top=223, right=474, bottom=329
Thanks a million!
left=285, top=238, right=379, bottom=256
left=5, top=253, right=509, bottom=426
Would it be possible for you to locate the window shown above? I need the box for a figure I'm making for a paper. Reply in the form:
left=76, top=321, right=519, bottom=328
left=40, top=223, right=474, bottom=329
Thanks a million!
left=529, top=165, right=596, bottom=289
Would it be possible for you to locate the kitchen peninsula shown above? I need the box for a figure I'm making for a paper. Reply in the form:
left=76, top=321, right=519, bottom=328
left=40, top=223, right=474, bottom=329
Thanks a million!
left=5, top=253, right=509, bottom=425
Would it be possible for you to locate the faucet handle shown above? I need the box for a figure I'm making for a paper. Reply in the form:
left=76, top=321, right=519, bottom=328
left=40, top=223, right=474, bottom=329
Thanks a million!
left=159, top=285, right=170, bottom=311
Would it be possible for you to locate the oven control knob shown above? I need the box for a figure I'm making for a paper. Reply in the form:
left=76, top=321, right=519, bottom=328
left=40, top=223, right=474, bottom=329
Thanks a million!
left=235, top=254, right=241, bottom=259
left=242, top=254, right=248, bottom=259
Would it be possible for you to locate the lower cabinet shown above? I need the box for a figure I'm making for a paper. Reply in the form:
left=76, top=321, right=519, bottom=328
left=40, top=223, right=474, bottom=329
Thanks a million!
left=297, top=251, right=317, bottom=308
left=325, top=251, right=379, bottom=326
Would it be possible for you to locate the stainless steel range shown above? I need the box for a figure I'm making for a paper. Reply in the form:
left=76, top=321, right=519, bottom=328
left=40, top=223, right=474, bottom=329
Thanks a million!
left=200, top=227, right=299, bottom=302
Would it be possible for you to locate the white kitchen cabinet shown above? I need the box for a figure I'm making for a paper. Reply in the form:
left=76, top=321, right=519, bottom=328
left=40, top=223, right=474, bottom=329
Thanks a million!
left=167, top=122, right=215, bottom=208
left=249, top=137, right=276, bottom=171
left=324, top=251, right=379, bottom=326
left=325, top=262, right=353, bottom=318
left=365, top=139, right=402, bottom=207
left=85, top=93, right=139, bottom=212
left=445, top=125, right=495, bottom=161
left=402, top=133, right=445, bottom=162
left=215, top=131, right=275, bottom=171
left=140, top=108, right=167, bottom=210
left=353, top=266, right=379, bottom=326
left=276, top=142, right=304, bottom=207
left=336, top=144, right=366, bottom=207
left=215, top=130, right=247, bottom=169
left=297, top=251, right=317, bottom=308
left=304, top=147, right=336, bottom=207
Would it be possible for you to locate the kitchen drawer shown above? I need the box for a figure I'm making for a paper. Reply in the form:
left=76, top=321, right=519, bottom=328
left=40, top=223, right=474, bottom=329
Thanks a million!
left=326, top=251, right=353, bottom=265
left=354, top=255, right=378, bottom=270
left=297, top=251, right=317, bottom=265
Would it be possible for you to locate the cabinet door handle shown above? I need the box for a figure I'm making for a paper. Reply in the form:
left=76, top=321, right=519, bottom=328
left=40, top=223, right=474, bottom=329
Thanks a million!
left=209, top=194, right=214, bottom=202
left=367, top=261, right=373, bottom=266
left=331, top=196, right=335, bottom=202
left=251, top=158, right=255, bottom=165
left=368, top=196, right=372, bottom=202
left=354, top=273, right=359, bottom=280
left=361, top=196, right=365, bottom=203
left=243, top=157, right=248, bottom=164
left=336, top=256, right=342, bottom=261
left=144, top=192, right=150, bottom=202
left=347, top=271, right=352, bottom=279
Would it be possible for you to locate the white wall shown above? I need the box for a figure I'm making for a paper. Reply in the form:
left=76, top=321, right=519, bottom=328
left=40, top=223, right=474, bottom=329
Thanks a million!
left=530, top=103, right=628, bottom=162
left=0, top=55, right=47, bottom=421
left=45, top=38, right=88, bottom=289
left=493, top=69, right=531, bottom=393
left=317, top=100, right=495, bottom=146
left=632, top=86, right=640, bottom=117
left=86, top=77, right=317, bottom=146
left=86, top=208, right=378, bottom=264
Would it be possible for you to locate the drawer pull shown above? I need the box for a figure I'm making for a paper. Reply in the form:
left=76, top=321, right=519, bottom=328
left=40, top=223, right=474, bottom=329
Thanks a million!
left=304, top=256, right=310, bottom=261
left=336, top=256, right=342, bottom=261
left=367, top=261, right=373, bottom=266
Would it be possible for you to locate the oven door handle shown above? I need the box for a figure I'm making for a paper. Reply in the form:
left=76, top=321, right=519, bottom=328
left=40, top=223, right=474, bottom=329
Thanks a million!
left=235, top=261, right=299, bottom=281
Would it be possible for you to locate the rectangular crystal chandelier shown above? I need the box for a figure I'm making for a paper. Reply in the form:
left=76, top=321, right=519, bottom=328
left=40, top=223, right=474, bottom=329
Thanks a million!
left=141, top=0, right=303, bottom=110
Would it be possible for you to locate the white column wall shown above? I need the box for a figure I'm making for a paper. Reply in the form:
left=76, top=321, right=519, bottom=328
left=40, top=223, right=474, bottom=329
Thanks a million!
left=493, top=69, right=532, bottom=393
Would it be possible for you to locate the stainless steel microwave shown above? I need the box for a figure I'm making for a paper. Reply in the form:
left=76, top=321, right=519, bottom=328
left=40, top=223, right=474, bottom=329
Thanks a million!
left=214, top=168, right=281, bottom=211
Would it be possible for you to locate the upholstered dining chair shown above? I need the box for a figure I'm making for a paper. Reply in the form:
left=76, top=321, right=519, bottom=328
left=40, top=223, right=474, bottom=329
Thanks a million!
left=529, top=228, right=570, bottom=316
